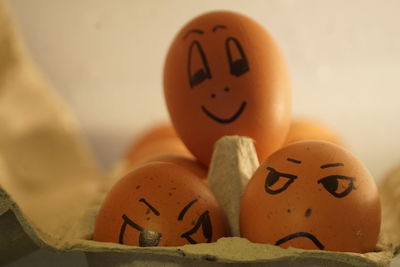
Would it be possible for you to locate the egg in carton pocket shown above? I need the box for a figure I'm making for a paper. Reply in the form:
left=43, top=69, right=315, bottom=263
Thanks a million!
left=0, top=1, right=399, bottom=266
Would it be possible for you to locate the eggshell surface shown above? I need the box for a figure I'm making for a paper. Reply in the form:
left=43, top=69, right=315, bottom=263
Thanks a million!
left=240, top=141, right=381, bottom=253
left=285, top=118, right=343, bottom=146
left=141, top=153, right=208, bottom=181
left=93, top=162, right=229, bottom=246
left=127, top=123, right=178, bottom=153
left=126, top=137, right=191, bottom=166
left=125, top=123, right=191, bottom=166
left=164, top=11, right=291, bottom=166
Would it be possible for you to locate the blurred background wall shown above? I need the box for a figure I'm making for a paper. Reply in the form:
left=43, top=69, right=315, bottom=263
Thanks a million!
left=5, top=0, right=400, bottom=266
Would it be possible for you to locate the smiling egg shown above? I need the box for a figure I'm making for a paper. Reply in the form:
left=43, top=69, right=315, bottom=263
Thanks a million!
left=93, top=162, right=229, bottom=246
left=240, top=141, right=381, bottom=253
left=164, top=11, right=291, bottom=166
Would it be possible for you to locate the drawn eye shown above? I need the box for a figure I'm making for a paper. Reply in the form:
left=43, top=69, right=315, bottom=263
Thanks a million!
left=225, top=37, right=249, bottom=77
left=317, top=175, right=356, bottom=198
left=119, top=214, right=162, bottom=247
left=264, top=167, right=297, bottom=195
left=181, top=211, right=212, bottom=244
left=188, top=40, right=211, bottom=88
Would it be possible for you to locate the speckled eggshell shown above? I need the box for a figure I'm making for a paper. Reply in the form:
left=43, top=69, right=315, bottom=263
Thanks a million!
left=164, top=11, right=291, bottom=166
left=93, top=162, right=229, bottom=246
left=240, top=141, right=381, bottom=253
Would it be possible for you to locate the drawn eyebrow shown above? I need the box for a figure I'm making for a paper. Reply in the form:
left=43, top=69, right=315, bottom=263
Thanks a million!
left=139, top=198, right=160, bottom=216
left=287, top=158, right=301, bottom=164
left=320, top=163, right=344, bottom=169
left=178, top=199, right=198, bottom=221
left=183, top=29, right=204, bottom=40
left=212, top=25, right=227, bottom=32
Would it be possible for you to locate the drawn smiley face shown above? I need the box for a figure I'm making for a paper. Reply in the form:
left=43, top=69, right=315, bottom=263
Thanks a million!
left=93, top=162, right=229, bottom=246
left=240, top=141, right=381, bottom=253
left=164, top=11, right=291, bottom=166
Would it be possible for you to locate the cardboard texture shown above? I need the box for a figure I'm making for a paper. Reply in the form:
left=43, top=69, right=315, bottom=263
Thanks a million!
left=207, top=136, right=259, bottom=237
left=0, top=0, right=399, bottom=266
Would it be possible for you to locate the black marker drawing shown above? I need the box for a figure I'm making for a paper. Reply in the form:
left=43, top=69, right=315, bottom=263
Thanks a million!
left=225, top=37, right=249, bottom=77
left=320, top=163, right=344, bottom=169
left=183, top=29, right=204, bottom=40
left=212, top=24, right=227, bottom=32
left=305, top=208, right=312, bottom=217
left=264, top=167, right=297, bottom=195
left=119, top=214, right=162, bottom=247
left=178, top=199, right=198, bottom=221
left=317, top=175, right=356, bottom=198
left=287, top=158, right=301, bottom=164
left=201, top=101, right=247, bottom=124
left=139, top=198, right=160, bottom=216
left=181, top=211, right=212, bottom=244
left=188, top=40, right=211, bottom=88
left=275, top=232, right=324, bottom=250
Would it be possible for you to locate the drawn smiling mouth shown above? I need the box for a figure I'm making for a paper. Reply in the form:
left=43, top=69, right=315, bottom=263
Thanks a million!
left=201, top=101, right=247, bottom=124
left=275, top=232, right=325, bottom=250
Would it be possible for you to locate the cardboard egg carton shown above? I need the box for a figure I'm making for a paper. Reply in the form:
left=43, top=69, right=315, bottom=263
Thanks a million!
left=0, top=1, right=398, bottom=266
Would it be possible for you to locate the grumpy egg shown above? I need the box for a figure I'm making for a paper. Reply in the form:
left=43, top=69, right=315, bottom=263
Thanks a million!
left=93, top=162, right=229, bottom=246
left=240, top=141, right=381, bottom=253
left=164, top=11, right=291, bottom=166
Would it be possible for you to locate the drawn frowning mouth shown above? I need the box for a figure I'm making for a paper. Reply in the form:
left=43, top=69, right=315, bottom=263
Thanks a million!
left=275, top=232, right=324, bottom=250
left=201, top=101, right=247, bottom=124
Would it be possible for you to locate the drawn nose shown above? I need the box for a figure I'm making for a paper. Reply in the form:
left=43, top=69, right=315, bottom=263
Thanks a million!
left=305, top=208, right=312, bottom=218
left=210, top=88, right=230, bottom=99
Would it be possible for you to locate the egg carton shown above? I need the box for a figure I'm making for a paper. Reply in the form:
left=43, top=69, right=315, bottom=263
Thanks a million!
left=1, top=134, right=397, bottom=267
left=0, top=1, right=398, bottom=266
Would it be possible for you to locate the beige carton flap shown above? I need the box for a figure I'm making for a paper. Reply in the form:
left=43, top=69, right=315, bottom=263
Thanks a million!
left=0, top=0, right=103, bottom=264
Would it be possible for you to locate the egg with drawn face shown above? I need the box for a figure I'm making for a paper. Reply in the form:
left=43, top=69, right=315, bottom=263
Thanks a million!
left=93, top=162, right=229, bottom=246
left=164, top=11, right=291, bottom=166
left=240, top=141, right=381, bottom=253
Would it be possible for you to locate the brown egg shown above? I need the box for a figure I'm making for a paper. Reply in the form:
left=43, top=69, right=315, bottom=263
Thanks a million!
left=142, top=153, right=208, bottom=181
left=128, top=123, right=178, bottom=153
left=126, top=137, right=191, bottom=166
left=93, top=162, right=229, bottom=246
left=164, top=11, right=291, bottom=166
left=125, top=123, right=191, bottom=166
left=285, top=118, right=343, bottom=146
left=240, top=141, right=381, bottom=253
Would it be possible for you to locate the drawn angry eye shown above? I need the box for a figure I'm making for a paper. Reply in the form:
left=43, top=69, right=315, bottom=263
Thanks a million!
left=317, top=175, right=356, bottom=198
left=264, top=167, right=297, bottom=195
left=181, top=211, right=212, bottom=244
left=188, top=40, right=211, bottom=88
left=225, top=37, right=249, bottom=77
